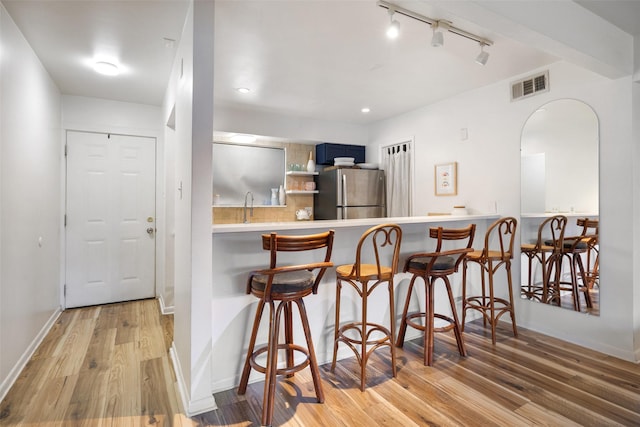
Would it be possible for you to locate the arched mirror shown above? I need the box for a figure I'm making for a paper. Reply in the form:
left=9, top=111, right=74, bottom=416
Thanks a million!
left=520, top=99, right=599, bottom=315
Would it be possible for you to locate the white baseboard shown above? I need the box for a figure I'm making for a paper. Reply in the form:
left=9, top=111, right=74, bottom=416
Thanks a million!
left=0, top=306, right=62, bottom=402
left=158, top=295, right=174, bottom=315
left=169, top=342, right=218, bottom=416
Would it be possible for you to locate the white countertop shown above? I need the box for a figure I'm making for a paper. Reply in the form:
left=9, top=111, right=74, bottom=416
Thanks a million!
left=521, top=212, right=599, bottom=218
left=212, top=214, right=500, bottom=233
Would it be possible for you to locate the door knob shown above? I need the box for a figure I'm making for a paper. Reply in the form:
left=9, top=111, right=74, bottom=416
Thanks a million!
left=147, top=227, right=155, bottom=236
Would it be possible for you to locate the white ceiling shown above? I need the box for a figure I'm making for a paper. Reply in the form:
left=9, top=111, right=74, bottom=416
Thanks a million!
left=2, top=0, right=638, bottom=124
left=2, top=0, right=190, bottom=106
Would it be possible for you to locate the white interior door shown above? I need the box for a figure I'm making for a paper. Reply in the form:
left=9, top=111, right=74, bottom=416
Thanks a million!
left=66, top=130, right=156, bottom=308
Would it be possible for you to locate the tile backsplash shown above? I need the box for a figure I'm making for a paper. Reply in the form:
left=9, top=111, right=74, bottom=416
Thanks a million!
left=212, top=142, right=316, bottom=224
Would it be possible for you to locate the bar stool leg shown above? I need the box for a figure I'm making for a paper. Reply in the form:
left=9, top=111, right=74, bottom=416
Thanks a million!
left=443, top=277, right=466, bottom=357
left=527, top=255, right=534, bottom=298
left=573, top=253, right=593, bottom=310
left=238, top=300, right=266, bottom=395
left=388, top=280, right=397, bottom=378
left=505, top=261, right=518, bottom=338
left=480, top=267, right=488, bottom=328
left=283, top=301, right=295, bottom=377
left=425, top=277, right=435, bottom=366
left=295, top=299, right=324, bottom=403
left=396, top=275, right=418, bottom=347
left=539, top=252, right=548, bottom=302
left=487, top=262, right=497, bottom=344
left=461, top=261, right=469, bottom=332
left=263, top=301, right=280, bottom=427
left=331, top=279, right=343, bottom=372
left=360, top=280, right=369, bottom=391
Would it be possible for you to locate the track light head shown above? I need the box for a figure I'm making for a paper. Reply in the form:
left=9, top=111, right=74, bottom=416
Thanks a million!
left=475, top=43, right=490, bottom=65
left=431, top=20, right=450, bottom=47
left=386, top=8, right=400, bottom=39
left=431, top=30, right=443, bottom=47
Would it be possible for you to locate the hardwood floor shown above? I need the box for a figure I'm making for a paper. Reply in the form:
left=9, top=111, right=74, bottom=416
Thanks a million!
left=1, top=298, right=638, bottom=426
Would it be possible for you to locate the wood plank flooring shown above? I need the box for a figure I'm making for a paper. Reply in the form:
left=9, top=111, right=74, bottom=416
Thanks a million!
left=1, top=298, right=638, bottom=426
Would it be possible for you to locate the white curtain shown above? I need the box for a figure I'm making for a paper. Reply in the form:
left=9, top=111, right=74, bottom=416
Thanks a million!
left=382, top=143, right=411, bottom=217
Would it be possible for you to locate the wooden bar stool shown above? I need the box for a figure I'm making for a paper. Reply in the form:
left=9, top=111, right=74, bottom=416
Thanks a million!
left=330, top=223, right=402, bottom=391
left=462, top=217, right=518, bottom=344
left=520, top=215, right=567, bottom=302
left=238, top=230, right=334, bottom=427
left=396, top=224, right=475, bottom=366
left=549, top=218, right=595, bottom=311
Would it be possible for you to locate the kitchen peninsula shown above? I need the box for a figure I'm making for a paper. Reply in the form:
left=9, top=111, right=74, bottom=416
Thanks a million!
left=210, top=214, right=499, bottom=392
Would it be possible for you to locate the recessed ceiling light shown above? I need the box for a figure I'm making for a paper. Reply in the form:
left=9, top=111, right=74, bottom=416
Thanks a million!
left=93, top=61, right=119, bottom=76
left=361, top=107, right=371, bottom=113
left=235, top=87, right=251, bottom=94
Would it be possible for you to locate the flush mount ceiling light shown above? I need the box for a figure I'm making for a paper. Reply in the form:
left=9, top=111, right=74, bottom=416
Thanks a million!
left=386, top=8, right=400, bottom=39
left=93, top=61, right=119, bottom=76
left=235, top=87, right=251, bottom=94
left=361, top=107, right=371, bottom=113
left=475, top=43, right=490, bottom=65
left=378, top=1, right=493, bottom=60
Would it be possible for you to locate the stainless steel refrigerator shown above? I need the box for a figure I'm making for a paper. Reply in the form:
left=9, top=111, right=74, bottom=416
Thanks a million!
left=314, top=168, right=386, bottom=219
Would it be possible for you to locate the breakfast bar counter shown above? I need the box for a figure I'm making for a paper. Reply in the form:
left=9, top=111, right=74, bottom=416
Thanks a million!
left=210, top=214, right=499, bottom=392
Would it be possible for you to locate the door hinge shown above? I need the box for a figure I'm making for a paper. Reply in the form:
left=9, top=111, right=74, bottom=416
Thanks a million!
left=64, top=144, right=68, bottom=157
left=64, top=214, right=67, bottom=227
left=64, top=284, right=67, bottom=297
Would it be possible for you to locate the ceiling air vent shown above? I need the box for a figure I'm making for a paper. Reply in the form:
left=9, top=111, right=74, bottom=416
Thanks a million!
left=511, top=71, right=549, bottom=101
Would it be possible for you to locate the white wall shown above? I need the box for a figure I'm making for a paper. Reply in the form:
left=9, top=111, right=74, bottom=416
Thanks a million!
left=62, top=96, right=162, bottom=136
left=369, top=60, right=638, bottom=361
left=0, top=4, right=62, bottom=399
left=214, top=103, right=369, bottom=145
left=633, top=35, right=640, bottom=357
left=165, top=0, right=216, bottom=416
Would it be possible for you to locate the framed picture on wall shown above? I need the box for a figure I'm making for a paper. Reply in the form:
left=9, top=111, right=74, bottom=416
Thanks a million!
left=435, top=162, right=457, bottom=196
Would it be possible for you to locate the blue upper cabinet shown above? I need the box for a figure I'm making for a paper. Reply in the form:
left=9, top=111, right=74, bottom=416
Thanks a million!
left=316, top=143, right=366, bottom=165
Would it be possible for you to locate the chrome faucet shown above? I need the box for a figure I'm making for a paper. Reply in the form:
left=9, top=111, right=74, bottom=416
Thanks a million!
left=243, top=191, right=254, bottom=223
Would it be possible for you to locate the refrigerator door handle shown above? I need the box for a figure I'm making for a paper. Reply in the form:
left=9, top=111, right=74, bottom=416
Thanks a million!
left=341, top=173, right=348, bottom=207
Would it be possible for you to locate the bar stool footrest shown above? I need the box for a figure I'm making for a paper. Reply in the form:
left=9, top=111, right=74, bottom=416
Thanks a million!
left=249, top=343, right=311, bottom=376
left=337, top=321, right=393, bottom=346
left=465, top=296, right=512, bottom=309
left=405, top=312, right=457, bottom=333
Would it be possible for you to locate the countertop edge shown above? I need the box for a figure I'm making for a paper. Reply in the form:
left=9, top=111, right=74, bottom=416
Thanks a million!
left=521, top=212, right=599, bottom=218
left=212, top=214, right=500, bottom=234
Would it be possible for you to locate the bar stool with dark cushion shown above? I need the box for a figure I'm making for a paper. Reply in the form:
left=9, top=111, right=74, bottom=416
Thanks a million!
left=238, top=230, right=334, bottom=427
left=396, top=224, right=475, bottom=366
left=330, top=223, right=402, bottom=391
left=520, top=215, right=567, bottom=302
left=462, top=217, right=518, bottom=344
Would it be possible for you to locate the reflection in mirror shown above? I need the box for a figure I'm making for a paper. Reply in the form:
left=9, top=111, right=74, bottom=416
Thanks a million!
left=212, top=142, right=286, bottom=206
left=520, top=99, right=599, bottom=315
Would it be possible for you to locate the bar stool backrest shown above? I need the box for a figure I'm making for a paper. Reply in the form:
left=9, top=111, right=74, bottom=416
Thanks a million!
left=577, top=218, right=598, bottom=236
left=428, top=224, right=476, bottom=270
left=538, top=215, right=567, bottom=252
left=259, top=230, right=335, bottom=294
left=347, top=223, right=402, bottom=279
left=479, top=217, right=518, bottom=261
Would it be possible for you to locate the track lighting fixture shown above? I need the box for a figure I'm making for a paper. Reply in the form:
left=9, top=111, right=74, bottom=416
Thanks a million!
left=475, top=43, right=490, bottom=65
left=431, top=20, right=450, bottom=47
left=386, top=8, right=400, bottom=39
left=378, top=0, right=493, bottom=61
